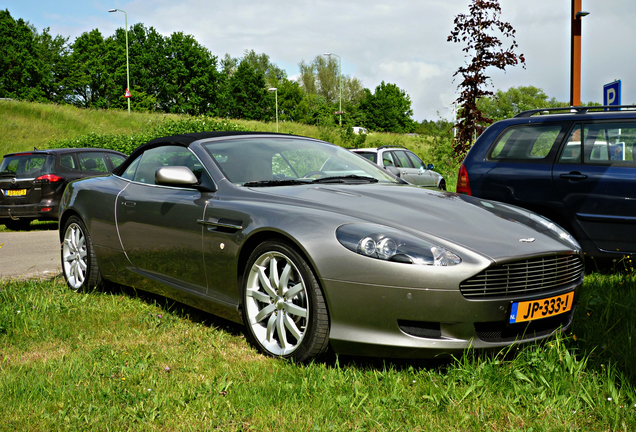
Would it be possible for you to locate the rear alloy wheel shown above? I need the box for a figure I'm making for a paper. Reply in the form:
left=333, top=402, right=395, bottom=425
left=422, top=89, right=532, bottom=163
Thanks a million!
left=61, top=216, right=103, bottom=292
left=242, top=240, right=329, bottom=362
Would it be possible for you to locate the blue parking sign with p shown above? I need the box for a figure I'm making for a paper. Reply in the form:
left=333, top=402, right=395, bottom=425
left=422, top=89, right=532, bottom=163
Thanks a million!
left=604, top=80, right=621, bottom=110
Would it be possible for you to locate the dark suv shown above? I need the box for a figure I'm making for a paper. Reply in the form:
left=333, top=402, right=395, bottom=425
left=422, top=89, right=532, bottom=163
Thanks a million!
left=0, top=148, right=126, bottom=230
left=458, top=105, right=636, bottom=259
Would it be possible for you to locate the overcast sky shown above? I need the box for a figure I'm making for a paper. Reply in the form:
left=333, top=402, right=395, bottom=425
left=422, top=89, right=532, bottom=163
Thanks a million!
left=4, top=0, right=635, bottom=121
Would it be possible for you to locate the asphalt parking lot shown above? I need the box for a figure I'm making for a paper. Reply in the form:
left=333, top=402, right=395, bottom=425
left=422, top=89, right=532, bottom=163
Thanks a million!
left=0, top=229, right=61, bottom=280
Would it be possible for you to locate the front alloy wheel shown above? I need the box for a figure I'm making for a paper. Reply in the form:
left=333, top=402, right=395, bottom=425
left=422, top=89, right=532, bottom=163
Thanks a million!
left=242, top=241, right=329, bottom=361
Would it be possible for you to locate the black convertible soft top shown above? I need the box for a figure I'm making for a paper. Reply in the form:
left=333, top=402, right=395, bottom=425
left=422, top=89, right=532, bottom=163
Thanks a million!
left=114, top=131, right=294, bottom=176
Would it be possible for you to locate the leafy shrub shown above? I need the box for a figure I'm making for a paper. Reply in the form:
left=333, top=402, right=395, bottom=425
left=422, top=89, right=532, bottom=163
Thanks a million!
left=48, top=117, right=247, bottom=155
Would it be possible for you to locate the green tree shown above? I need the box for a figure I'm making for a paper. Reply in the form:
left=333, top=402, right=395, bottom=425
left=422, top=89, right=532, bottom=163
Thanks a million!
left=224, top=61, right=269, bottom=120
left=35, top=28, right=70, bottom=103
left=298, top=56, right=339, bottom=104
left=222, top=50, right=286, bottom=88
left=359, top=81, right=415, bottom=133
left=106, top=24, right=222, bottom=114
left=0, top=9, right=67, bottom=101
left=64, top=29, right=113, bottom=108
left=275, top=79, right=305, bottom=122
left=477, top=86, right=565, bottom=122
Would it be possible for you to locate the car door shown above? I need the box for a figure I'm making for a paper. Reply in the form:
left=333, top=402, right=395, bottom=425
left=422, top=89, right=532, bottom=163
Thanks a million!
left=405, top=151, right=437, bottom=187
left=470, top=123, right=567, bottom=208
left=391, top=150, right=421, bottom=184
left=553, top=121, right=636, bottom=253
left=116, top=145, right=209, bottom=294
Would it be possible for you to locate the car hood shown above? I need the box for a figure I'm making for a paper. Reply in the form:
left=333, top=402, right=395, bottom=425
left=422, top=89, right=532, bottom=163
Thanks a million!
left=252, top=183, right=579, bottom=261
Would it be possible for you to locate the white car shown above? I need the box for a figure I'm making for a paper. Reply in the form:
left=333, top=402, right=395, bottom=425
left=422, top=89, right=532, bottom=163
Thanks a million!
left=350, top=146, right=446, bottom=190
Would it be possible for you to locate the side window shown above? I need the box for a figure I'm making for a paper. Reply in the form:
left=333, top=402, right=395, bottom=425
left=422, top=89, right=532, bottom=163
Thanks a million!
left=121, top=156, right=141, bottom=180
left=381, top=152, right=396, bottom=167
left=583, top=122, right=636, bottom=165
left=559, top=125, right=582, bottom=163
left=60, top=154, right=78, bottom=170
left=107, top=154, right=126, bottom=170
left=78, top=152, right=108, bottom=172
left=489, top=124, right=564, bottom=161
left=405, top=151, right=426, bottom=169
left=393, top=151, right=413, bottom=168
left=132, top=146, right=201, bottom=185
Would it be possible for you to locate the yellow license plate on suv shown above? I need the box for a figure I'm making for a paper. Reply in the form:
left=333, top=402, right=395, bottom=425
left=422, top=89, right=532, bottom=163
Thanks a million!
left=509, top=291, right=574, bottom=324
left=6, top=189, right=26, bottom=197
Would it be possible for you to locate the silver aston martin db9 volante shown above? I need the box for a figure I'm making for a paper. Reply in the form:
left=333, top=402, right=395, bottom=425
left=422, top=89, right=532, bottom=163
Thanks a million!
left=59, top=132, right=584, bottom=362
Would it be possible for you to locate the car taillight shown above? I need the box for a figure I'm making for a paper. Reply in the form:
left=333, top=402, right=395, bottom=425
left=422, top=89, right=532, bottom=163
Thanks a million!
left=35, top=174, right=64, bottom=183
left=456, top=164, right=471, bottom=195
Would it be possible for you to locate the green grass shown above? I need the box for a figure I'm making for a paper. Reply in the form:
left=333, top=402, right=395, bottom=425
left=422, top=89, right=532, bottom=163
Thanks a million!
left=0, top=273, right=634, bottom=431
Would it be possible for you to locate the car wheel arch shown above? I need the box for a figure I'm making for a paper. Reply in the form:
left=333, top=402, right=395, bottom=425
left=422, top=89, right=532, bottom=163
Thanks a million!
left=59, top=209, right=83, bottom=243
left=237, top=230, right=318, bottom=289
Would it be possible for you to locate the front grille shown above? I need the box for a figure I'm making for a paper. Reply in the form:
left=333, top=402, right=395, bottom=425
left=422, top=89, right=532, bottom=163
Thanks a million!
left=460, top=254, right=584, bottom=299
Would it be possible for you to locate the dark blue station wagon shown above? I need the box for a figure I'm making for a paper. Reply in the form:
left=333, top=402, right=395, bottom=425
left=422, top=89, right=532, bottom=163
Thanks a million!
left=458, top=106, right=636, bottom=260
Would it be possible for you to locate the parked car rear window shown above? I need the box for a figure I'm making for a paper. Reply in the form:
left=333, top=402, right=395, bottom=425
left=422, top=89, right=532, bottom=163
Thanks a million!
left=489, top=124, right=565, bottom=161
left=0, top=154, right=51, bottom=178
left=353, top=151, right=376, bottom=163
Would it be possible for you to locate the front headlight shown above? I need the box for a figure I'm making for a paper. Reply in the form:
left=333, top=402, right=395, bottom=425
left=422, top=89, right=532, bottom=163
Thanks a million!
left=336, top=223, right=462, bottom=266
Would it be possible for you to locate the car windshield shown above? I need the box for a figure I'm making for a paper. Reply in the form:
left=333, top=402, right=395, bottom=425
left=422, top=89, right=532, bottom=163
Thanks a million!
left=0, top=154, right=51, bottom=178
left=203, top=137, right=398, bottom=185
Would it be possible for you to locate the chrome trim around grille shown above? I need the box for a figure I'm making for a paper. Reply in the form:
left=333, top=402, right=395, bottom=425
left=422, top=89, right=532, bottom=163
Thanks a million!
left=460, top=254, right=584, bottom=299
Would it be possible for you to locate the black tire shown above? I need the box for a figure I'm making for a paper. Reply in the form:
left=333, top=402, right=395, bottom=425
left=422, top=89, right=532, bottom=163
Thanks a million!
left=241, top=240, right=330, bottom=362
left=438, top=179, right=447, bottom=191
left=61, top=215, right=103, bottom=292
left=4, top=218, right=32, bottom=231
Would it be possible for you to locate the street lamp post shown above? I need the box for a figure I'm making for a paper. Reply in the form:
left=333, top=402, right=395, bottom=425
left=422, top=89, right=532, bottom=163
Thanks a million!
left=268, top=88, right=278, bottom=132
left=569, top=0, right=589, bottom=107
left=109, top=8, right=131, bottom=113
left=323, top=52, right=342, bottom=126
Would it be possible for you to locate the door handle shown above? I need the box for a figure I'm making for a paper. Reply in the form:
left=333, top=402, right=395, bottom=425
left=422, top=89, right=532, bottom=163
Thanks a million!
left=122, top=201, right=136, bottom=207
left=559, top=172, right=587, bottom=181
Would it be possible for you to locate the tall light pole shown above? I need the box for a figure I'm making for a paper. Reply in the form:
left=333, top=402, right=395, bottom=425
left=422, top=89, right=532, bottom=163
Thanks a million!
left=268, top=87, right=278, bottom=132
left=109, top=8, right=131, bottom=113
left=323, top=52, right=342, bottom=126
left=570, top=0, right=589, bottom=107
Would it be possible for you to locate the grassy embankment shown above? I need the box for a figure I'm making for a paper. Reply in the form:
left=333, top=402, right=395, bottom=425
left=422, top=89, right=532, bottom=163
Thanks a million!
left=0, top=99, right=457, bottom=189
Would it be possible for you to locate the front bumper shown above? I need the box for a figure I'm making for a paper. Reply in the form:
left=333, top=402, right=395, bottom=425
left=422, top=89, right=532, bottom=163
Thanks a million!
left=322, top=278, right=580, bottom=358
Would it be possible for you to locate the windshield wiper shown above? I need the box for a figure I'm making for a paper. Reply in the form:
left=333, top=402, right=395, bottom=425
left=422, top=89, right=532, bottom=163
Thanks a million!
left=243, top=179, right=312, bottom=187
left=310, top=175, right=379, bottom=184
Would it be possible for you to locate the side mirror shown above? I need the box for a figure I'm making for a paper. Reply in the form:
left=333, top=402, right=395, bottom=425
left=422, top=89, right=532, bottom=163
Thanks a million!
left=427, top=164, right=435, bottom=171
left=385, top=166, right=401, bottom=177
left=155, top=166, right=198, bottom=187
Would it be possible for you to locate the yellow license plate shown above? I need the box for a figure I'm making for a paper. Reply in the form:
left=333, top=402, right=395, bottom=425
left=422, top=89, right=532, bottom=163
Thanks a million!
left=509, top=291, right=574, bottom=324
left=6, top=189, right=26, bottom=197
